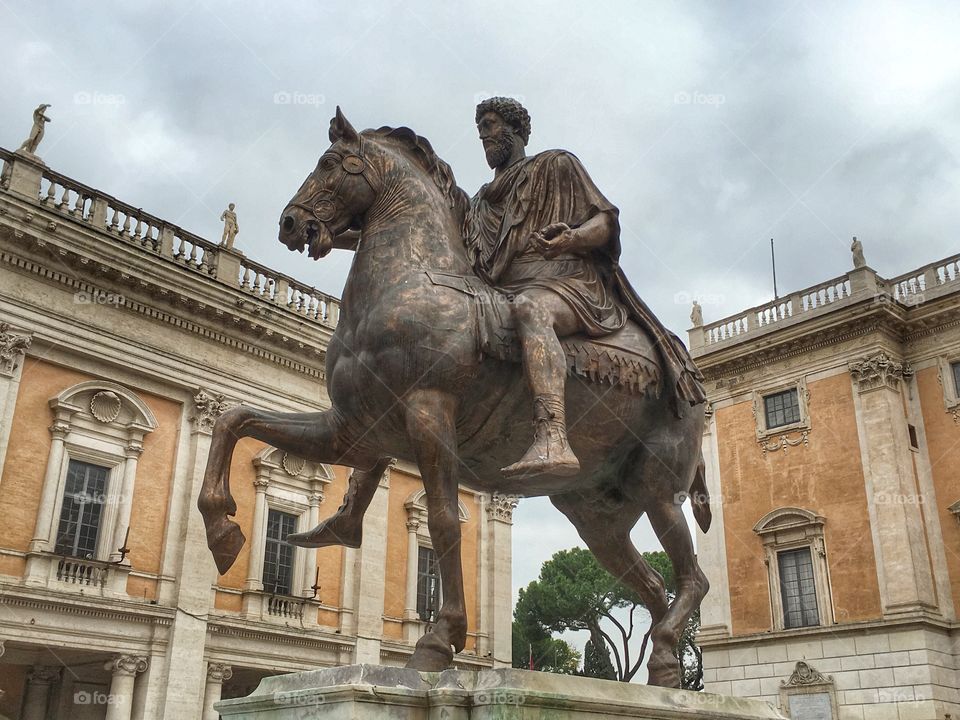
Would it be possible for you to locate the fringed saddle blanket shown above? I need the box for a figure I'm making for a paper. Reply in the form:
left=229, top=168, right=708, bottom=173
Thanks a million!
left=426, top=271, right=662, bottom=398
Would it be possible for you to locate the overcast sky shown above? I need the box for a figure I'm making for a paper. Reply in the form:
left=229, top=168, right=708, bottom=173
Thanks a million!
left=4, top=0, right=960, bottom=671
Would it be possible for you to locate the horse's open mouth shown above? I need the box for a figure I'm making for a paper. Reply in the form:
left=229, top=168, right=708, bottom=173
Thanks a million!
left=305, top=220, right=332, bottom=260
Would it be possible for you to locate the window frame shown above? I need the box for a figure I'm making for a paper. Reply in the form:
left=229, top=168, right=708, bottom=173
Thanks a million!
left=416, top=545, right=441, bottom=623
left=262, top=507, right=299, bottom=596
left=754, top=507, right=833, bottom=631
left=753, top=378, right=811, bottom=441
left=54, top=458, right=112, bottom=559
left=49, top=443, right=125, bottom=562
left=776, top=546, right=821, bottom=629
left=260, top=497, right=306, bottom=597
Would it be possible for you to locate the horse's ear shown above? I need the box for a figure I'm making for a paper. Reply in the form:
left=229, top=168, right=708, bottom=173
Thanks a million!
left=329, top=106, right=359, bottom=143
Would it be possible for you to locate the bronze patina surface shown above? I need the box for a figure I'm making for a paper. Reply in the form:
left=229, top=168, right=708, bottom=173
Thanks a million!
left=199, top=100, right=708, bottom=687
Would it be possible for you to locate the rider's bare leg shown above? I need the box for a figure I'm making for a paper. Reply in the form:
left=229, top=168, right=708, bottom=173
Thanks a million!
left=502, top=288, right=582, bottom=478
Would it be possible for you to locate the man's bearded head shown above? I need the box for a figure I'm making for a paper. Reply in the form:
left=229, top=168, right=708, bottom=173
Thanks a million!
left=476, top=96, right=531, bottom=168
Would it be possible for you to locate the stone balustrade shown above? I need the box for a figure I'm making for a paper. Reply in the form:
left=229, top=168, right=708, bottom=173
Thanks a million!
left=0, top=146, right=340, bottom=329
left=692, top=255, right=960, bottom=354
left=56, top=556, right=107, bottom=587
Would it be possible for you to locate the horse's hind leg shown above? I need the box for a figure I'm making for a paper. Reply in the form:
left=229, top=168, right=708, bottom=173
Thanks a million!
left=549, top=492, right=670, bottom=680
left=645, top=498, right=709, bottom=688
left=198, top=406, right=371, bottom=574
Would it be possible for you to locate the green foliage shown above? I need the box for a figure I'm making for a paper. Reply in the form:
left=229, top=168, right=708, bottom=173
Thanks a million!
left=583, top=637, right=616, bottom=680
left=513, top=547, right=702, bottom=685
left=512, top=619, right=580, bottom=674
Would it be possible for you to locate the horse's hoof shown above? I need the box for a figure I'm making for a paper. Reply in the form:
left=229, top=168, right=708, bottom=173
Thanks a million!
left=406, top=632, right=454, bottom=672
left=209, top=521, right=246, bottom=575
left=286, top=517, right=361, bottom=549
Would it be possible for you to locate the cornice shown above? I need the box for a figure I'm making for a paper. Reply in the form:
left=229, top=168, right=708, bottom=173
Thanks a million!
left=0, top=584, right=175, bottom=626
left=0, top=241, right=326, bottom=379
left=207, top=618, right=353, bottom=651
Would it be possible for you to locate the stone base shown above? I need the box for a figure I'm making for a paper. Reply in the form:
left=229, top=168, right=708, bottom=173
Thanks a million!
left=215, top=664, right=786, bottom=719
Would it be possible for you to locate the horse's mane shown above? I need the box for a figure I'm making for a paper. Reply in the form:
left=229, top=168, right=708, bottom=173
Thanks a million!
left=370, top=126, right=469, bottom=224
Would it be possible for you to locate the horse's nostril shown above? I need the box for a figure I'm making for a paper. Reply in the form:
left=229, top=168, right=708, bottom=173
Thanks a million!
left=282, top=216, right=296, bottom=234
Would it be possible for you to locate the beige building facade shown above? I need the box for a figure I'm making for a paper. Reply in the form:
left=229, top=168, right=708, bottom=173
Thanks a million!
left=691, top=258, right=960, bottom=720
left=0, top=146, right=513, bottom=719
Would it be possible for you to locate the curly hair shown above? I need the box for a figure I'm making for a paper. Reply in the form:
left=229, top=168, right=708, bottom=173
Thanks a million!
left=475, top=96, right=531, bottom=145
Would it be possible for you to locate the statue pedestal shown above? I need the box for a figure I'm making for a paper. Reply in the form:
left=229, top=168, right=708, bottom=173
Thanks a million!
left=216, top=664, right=786, bottom=720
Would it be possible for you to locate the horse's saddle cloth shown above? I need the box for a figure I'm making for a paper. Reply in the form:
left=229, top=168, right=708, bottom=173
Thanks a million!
left=426, top=271, right=661, bottom=397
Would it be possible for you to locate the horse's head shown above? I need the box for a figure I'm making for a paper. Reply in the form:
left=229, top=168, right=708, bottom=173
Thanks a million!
left=279, top=107, right=378, bottom=259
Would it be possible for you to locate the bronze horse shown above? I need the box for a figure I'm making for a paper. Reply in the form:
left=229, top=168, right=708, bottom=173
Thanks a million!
left=198, top=109, right=710, bottom=687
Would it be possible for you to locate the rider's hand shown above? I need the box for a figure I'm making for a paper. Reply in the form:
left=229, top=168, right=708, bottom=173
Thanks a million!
left=531, top=222, right=574, bottom=259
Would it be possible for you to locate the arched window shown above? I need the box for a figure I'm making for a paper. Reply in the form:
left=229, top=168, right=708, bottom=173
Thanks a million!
left=753, top=507, right=834, bottom=630
left=25, top=381, right=157, bottom=595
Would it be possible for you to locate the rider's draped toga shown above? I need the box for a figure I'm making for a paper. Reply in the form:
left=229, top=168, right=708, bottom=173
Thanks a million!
left=463, top=149, right=706, bottom=411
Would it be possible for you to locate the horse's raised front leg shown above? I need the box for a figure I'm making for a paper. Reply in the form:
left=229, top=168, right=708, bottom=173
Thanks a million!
left=197, top=406, right=362, bottom=574
left=403, top=389, right=466, bottom=672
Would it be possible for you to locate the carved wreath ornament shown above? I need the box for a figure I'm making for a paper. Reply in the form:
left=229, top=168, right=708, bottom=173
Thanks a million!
left=782, top=661, right=830, bottom=687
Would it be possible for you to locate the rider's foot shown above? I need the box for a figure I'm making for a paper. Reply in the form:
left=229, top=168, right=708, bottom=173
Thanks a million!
left=501, top=394, right=580, bottom=478
left=286, top=514, right=362, bottom=548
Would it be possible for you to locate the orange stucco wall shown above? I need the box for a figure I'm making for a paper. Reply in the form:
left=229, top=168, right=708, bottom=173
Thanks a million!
left=717, top=372, right=883, bottom=635
left=0, top=358, right=180, bottom=587
left=916, top=365, right=960, bottom=615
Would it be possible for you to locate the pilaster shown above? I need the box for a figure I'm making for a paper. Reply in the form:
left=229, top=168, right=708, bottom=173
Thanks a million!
left=849, top=351, right=938, bottom=616
left=160, top=389, right=235, bottom=717
left=485, top=493, right=516, bottom=668
left=0, top=321, right=31, bottom=479
left=350, top=465, right=391, bottom=663
left=696, top=402, right=733, bottom=639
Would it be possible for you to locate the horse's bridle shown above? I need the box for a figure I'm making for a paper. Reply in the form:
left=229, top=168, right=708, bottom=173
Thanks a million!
left=288, top=134, right=380, bottom=225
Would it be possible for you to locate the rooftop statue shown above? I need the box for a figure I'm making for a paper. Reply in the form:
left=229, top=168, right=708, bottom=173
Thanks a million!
left=18, top=103, right=52, bottom=157
left=199, top=101, right=709, bottom=687
left=851, top=235, right=866, bottom=269
left=220, top=203, right=239, bottom=249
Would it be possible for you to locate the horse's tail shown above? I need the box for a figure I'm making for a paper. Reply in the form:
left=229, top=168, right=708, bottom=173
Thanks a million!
left=690, top=453, right=711, bottom=533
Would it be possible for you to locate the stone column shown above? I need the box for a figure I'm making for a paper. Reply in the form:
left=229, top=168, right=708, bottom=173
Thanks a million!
left=351, top=466, right=391, bottom=663
left=110, top=434, right=144, bottom=562
left=202, top=663, right=233, bottom=720
left=485, top=493, right=516, bottom=668
left=104, top=656, right=147, bottom=720
left=403, top=515, right=422, bottom=642
left=302, top=484, right=323, bottom=597
left=850, top=352, right=938, bottom=616
left=160, top=390, right=234, bottom=717
left=244, top=477, right=269, bottom=593
left=0, top=323, right=31, bottom=479
left=28, top=415, right=70, bottom=553
left=21, top=665, right=59, bottom=720
left=24, top=412, right=71, bottom=586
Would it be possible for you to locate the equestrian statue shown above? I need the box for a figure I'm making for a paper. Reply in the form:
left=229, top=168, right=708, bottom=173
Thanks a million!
left=198, top=97, right=710, bottom=687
